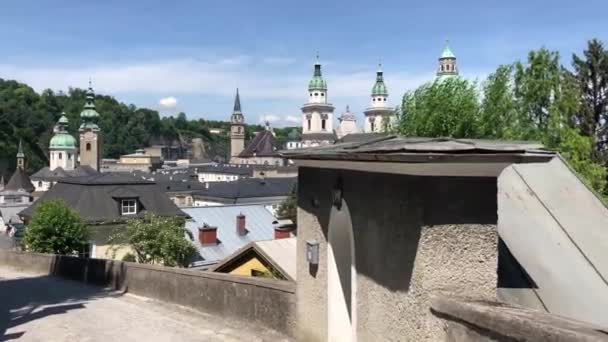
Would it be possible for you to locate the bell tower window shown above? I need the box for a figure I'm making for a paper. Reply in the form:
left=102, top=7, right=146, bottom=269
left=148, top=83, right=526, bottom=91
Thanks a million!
left=307, top=119, right=311, bottom=131
left=86, top=143, right=91, bottom=151
left=321, top=119, right=326, bottom=130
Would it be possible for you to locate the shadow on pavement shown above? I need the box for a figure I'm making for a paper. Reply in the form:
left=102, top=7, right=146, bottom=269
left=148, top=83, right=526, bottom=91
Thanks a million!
left=0, top=273, right=121, bottom=341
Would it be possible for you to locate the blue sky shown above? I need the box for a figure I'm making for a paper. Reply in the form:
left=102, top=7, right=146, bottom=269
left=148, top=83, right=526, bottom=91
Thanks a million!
left=1, top=0, right=607, bottom=126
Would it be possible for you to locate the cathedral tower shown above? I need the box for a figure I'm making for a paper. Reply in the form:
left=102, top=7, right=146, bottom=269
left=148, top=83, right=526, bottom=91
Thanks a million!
left=301, top=55, right=335, bottom=147
left=79, top=81, right=102, bottom=171
left=437, top=41, right=459, bottom=79
left=230, top=88, right=245, bottom=161
left=364, top=63, right=395, bottom=133
left=50, top=113, right=77, bottom=171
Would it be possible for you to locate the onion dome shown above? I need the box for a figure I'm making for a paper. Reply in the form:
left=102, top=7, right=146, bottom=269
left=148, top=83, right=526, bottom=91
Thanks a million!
left=371, top=64, right=388, bottom=96
left=308, top=55, right=327, bottom=91
left=50, top=113, right=77, bottom=149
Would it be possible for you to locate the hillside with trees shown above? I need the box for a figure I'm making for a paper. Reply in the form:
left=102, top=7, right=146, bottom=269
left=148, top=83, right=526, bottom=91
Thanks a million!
left=0, top=81, right=297, bottom=175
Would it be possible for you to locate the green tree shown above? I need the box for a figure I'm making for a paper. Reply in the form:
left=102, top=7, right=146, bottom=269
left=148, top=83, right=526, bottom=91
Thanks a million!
left=110, top=213, right=196, bottom=267
left=276, top=187, right=297, bottom=225
left=571, top=39, right=608, bottom=157
left=23, top=200, right=90, bottom=255
left=398, top=77, right=480, bottom=138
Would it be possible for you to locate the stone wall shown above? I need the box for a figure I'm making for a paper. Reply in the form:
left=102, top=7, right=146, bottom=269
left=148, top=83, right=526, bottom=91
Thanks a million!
left=430, top=296, right=608, bottom=341
left=0, top=249, right=296, bottom=337
left=297, top=168, right=498, bottom=341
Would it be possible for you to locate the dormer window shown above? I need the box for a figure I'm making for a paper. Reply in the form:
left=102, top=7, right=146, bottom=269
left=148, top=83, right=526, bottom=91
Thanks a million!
left=121, top=199, right=137, bottom=215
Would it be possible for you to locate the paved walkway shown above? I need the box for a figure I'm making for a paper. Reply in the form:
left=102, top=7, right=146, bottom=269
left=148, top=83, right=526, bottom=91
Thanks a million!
left=0, top=267, right=291, bottom=342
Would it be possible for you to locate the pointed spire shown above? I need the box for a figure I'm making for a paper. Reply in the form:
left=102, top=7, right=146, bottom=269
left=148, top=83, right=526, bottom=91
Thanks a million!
left=309, top=52, right=327, bottom=91
left=440, top=39, right=456, bottom=59
left=233, top=88, right=242, bottom=113
left=16, top=139, right=24, bottom=158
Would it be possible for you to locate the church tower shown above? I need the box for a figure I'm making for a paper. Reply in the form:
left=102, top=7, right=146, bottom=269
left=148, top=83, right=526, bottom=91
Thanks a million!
left=364, top=63, right=395, bottom=133
left=301, top=55, right=335, bottom=147
left=336, top=105, right=360, bottom=139
left=79, top=81, right=102, bottom=171
left=50, top=113, right=77, bottom=171
left=16, top=139, right=25, bottom=171
left=230, top=88, right=245, bottom=162
left=437, top=41, right=459, bottom=79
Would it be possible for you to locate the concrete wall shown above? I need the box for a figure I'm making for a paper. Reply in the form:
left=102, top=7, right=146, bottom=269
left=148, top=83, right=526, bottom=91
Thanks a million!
left=297, top=168, right=498, bottom=341
left=0, top=249, right=296, bottom=337
left=430, top=296, right=608, bottom=341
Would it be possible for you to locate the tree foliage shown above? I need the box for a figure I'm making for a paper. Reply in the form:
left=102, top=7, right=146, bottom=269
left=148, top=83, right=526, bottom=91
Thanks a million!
left=397, top=46, right=607, bottom=198
left=23, top=200, right=90, bottom=255
left=276, top=187, right=297, bottom=225
left=110, top=213, right=196, bottom=267
left=398, top=77, right=480, bottom=138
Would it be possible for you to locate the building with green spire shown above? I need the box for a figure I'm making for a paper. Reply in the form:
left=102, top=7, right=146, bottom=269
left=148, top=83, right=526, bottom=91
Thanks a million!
left=50, top=113, right=77, bottom=171
left=301, top=54, right=336, bottom=147
left=79, top=81, right=103, bottom=171
left=364, top=63, right=395, bottom=133
left=436, top=41, right=459, bottom=80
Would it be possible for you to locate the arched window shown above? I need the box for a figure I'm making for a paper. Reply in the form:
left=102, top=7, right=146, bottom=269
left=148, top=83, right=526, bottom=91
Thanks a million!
left=86, top=143, right=91, bottom=151
left=441, top=65, right=444, bottom=71
left=321, top=119, right=326, bottom=130
left=68, top=153, right=72, bottom=160
left=371, top=121, right=375, bottom=132
left=38, top=181, right=42, bottom=188
left=307, top=119, right=311, bottom=130
left=58, top=152, right=62, bottom=160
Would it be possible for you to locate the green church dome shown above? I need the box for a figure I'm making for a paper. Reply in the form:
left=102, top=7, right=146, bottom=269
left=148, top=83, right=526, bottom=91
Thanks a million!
left=440, top=45, right=456, bottom=59
left=80, top=87, right=100, bottom=119
left=371, top=67, right=388, bottom=96
left=308, top=60, right=327, bottom=91
left=50, top=133, right=77, bottom=149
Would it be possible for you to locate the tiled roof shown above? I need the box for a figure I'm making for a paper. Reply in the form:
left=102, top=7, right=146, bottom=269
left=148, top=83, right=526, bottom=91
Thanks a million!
left=4, top=169, right=34, bottom=193
left=31, top=165, right=98, bottom=181
left=239, top=130, right=278, bottom=157
left=193, top=164, right=254, bottom=176
left=194, top=177, right=296, bottom=201
left=20, top=174, right=184, bottom=223
left=183, top=205, right=278, bottom=266
left=301, top=132, right=336, bottom=142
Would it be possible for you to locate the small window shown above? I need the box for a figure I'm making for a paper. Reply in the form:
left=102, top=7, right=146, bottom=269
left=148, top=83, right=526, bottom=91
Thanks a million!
left=441, top=65, right=444, bottom=71
left=321, top=93, right=324, bottom=96
left=309, top=93, right=312, bottom=96
left=372, top=98, right=376, bottom=102
left=58, top=152, right=63, bottom=160
left=371, top=121, right=375, bottom=132
left=68, top=153, right=72, bottom=160
left=38, top=181, right=42, bottom=187
left=314, top=93, right=318, bottom=96
left=121, top=199, right=137, bottom=215
left=86, top=143, right=91, bottom=151
left=321, top=119, right=326, bottom=130
left=307, top=119, right=311, bottom=130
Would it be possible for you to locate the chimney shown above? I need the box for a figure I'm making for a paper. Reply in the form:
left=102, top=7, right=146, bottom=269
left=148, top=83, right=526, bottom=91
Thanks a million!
left=198, top=225, right=218, bottom=245
left=236, top=213, right=247, bottom=236
left=274, top=226, right=291, bottom=240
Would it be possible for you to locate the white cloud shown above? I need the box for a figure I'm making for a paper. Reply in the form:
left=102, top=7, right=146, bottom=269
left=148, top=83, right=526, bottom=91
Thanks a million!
left=284, top=115, right=300, bottom=124
left=159, top=96, right=178, bottom=109
left=259, top=115, right=281, bottom=124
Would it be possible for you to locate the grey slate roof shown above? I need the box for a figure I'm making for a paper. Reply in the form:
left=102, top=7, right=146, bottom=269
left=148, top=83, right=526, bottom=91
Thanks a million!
left=193, top=164, right=254, bottom=176
left=20, top=173, right=185, bottom=223
left=182, top=205, right=278, bottom=267
left=301, top=132, right=337, bottom=142
left=338, top=132, right=388, bottom=144
left=281, top=136, right=555, bottom=163
left=194, top=177, right=296, bottom=201
left=239, top=130, right=278, bottom=157
left=4, top=169, right=34, bottom=193
left=31, top=165, right=98, bottom=181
